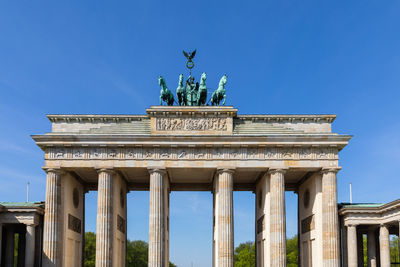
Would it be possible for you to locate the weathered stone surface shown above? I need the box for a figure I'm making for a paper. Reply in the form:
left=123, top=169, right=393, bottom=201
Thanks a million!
left=42, top=169, right=62, bottom=267
left=213, top=169, right=234, bottom=267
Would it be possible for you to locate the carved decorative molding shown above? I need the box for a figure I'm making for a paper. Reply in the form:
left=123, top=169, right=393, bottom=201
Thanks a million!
left=46, top=146, right=339, bottom=161
left=156, top=117, right=227, bottom=131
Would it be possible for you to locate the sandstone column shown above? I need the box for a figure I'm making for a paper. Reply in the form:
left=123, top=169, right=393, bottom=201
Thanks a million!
left=321, top=167, right=341, bottom=267
left=379, top=224, right=390, bottom=267
left=148, top=168, right=169, bottom=267
left=347, top=225, right=358, bottom=267
left=96, top=169, right=114, bottom=267
left=25, top=224, right=36, bottom=267
left=213, top=168, right=234, bottom=267
left=42, top=168, right=62, bottom=267
left=367, top=229, right=377, bottom=267
left=269, top=168, right=287, bottom=267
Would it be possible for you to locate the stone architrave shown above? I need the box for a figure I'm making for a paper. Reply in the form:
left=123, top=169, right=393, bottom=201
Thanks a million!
left=96, top=169, right=114, bottom=267
left=367, top=229, right=377, bottom=267
left=347, top=225, right=358, bottom=267
left=42, top=168, right=62, bottom=267
left=379, top=224, right=390, bottom=267
left=213, top=168, right=235, bottom=267
left=321, top=167, right=341, bottom=267
left=148, top=168, right=170, bottom=267
left=269, top=168, right=287, bottom=267
left=25, top=224, right=36, bottom=267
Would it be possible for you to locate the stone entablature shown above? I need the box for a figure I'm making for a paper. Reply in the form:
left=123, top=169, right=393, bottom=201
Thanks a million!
left=45, top=146, right=339, bottom=161
left=339, top=200, right=400, bottom=226
left=45, top=106, right=338, bottom=135
left=0, top=202, right=44, bottom=226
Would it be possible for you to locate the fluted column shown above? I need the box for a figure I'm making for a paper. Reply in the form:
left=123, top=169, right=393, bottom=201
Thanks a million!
left=269, top=168, right=287, bottom=267
left=214, top=168, right=234, bottom=267
left=347, top=225, right=358, bottom=267
left=96, top=169, right=114, bottom=267
left=42, top=168, right=62, bottom=267
left=321, top=167, right=341, bottom=267
left=25, top=224, right=36, bottom=267
left=379, top=224, right=390, bottom=267
left=148, top=168, right=169, bottom=267
left=367, top=229, right=377, bottom=267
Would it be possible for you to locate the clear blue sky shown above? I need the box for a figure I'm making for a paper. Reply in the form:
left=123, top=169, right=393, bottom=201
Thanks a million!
left=0, top=1, right=399, bottom=266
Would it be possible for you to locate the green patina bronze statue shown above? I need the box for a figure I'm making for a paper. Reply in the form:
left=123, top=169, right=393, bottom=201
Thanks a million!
left=159, top=76, right=175, bottom=106
left=158, top=50, right=227, bottom=106
left=210, top=75, right=227, bottom=106
left=197, top=72, right=207, bottom=106
left=176, top=74, right=186, bottom=106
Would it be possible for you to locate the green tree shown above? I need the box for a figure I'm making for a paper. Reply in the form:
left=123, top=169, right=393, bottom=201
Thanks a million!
left=390, top=236, right=399, bottom=264
left=84, top=232, right=177, bottom=267
left=286, top=235, right=298, bottom=266
left=234, top=241, right=255, bottom=267
left=127, top=240, right=148, bottom=267
left=84, top=232, right=96, bottom=267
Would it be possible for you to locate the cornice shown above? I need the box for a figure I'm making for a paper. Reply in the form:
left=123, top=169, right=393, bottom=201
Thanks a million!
left=339, top=199, right=400, bottom=216
left=46, top=113, right=336, bottom=123
left=47, top=114, right=148, bottom=123
left=236, top=114, right=336, bottom=123
left=32, top=133, right=352, bottom=145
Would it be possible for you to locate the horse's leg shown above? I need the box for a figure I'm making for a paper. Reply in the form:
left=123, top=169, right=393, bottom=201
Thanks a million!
left=222, top=94, right=226, bottom=105
left=160, top=96, right=163, bottom=105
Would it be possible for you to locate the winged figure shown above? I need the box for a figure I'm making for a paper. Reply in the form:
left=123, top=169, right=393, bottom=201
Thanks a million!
left=183, top=50, right=196, bottom=62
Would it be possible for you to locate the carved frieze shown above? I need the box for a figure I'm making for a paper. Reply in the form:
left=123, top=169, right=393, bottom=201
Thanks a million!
left=46, top=146, right=339, bottom=161
left=156, top=117, right=227, bottom=131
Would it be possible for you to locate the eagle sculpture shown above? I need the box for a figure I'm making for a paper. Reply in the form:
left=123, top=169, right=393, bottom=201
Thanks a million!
left=183, top=50, right=196, bottom=62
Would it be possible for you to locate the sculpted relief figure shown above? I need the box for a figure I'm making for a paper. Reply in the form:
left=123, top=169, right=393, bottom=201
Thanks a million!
left=156, top=118, right=227, bottom=131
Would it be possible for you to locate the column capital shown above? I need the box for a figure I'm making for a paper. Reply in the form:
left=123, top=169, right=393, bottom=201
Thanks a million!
left=96, top=168, right=115, bottom=175
left=268, top=167, right=288, bottom=175
left=42, top=167, right=64, bottom=175
left=320, top=167, right=341, bottom=174
left=216, top=167, right=235, bottom=175
left=148, top=168, right=167, bottom=175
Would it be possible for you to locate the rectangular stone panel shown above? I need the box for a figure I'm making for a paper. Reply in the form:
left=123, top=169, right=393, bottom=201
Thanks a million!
left=301, top=214, right=315, bottom=234
left=68, top=213, right=81, bottom=234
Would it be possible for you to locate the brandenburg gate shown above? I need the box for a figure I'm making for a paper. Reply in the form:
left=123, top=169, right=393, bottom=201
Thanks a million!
left=32, top=105, right=351, bottom=267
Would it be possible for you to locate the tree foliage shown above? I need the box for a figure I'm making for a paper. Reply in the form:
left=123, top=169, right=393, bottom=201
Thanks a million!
left=233, top=236, right=298, bottom=267
left=84, top=232, right=96, bottom=267
left=234, top=241, right=255, bottom=267
left=286, top=235, right=298, bottom=266
left=84, top=232, right=177, bottom=267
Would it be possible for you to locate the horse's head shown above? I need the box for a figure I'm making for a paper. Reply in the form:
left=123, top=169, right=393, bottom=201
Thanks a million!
left=200, top=72, right=207, bottom=85
left=219, top=74, right=227, bottom=88
left=158, top=76, right=163, bottom=86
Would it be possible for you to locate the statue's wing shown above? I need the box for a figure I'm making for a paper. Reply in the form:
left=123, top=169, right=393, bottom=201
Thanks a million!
left=191, top=49, right=196, bottom=58
left=183, top=51, right=189, bottom=58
